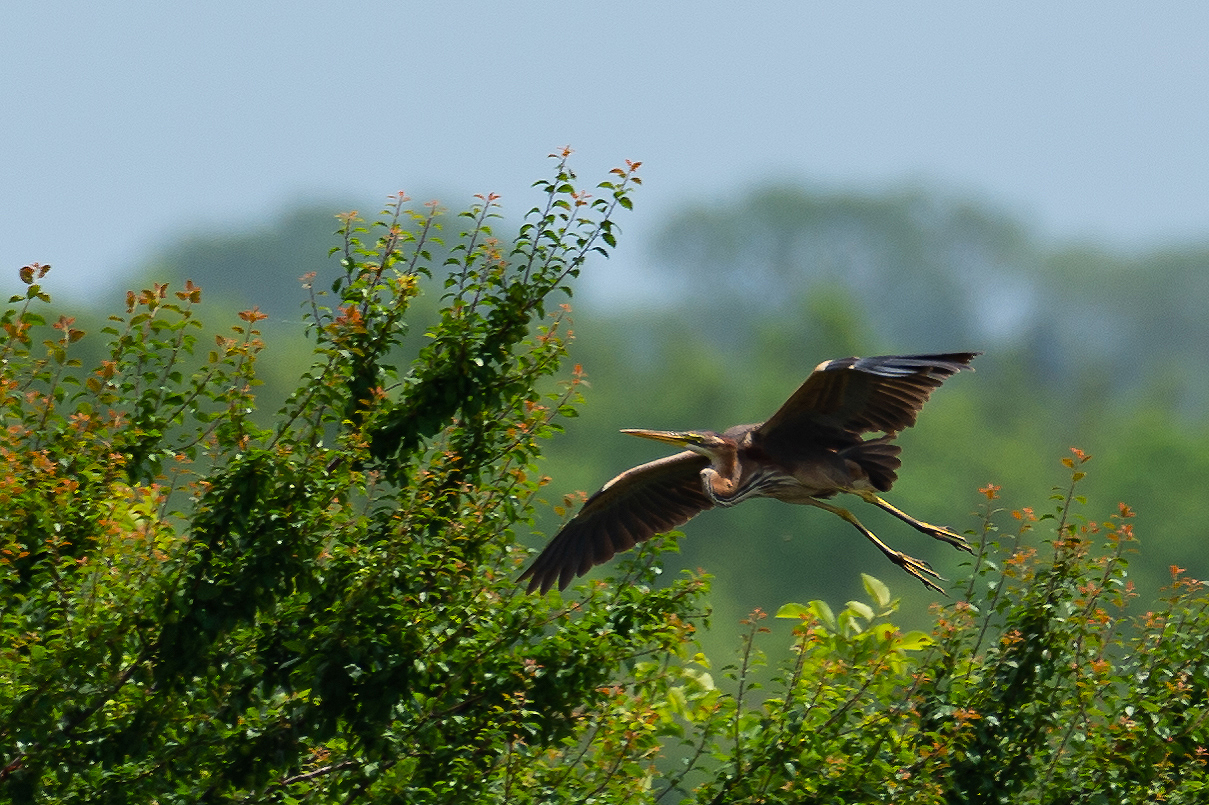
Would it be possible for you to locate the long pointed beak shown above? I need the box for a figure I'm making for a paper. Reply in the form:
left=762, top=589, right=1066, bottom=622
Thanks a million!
left=620, top=428, right=696, bottom=448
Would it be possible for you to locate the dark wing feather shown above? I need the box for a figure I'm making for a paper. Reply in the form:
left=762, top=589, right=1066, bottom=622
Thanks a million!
left=520, top=451, right=713, bottom=594
left=757, top=352, right=979, bottom=446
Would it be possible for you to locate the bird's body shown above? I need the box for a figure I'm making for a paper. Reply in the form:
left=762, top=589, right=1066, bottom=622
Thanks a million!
left=520, top=352, right=979, bottom=595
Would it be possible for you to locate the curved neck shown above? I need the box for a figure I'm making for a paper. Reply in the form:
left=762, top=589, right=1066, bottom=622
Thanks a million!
left=701, top=440, right=790, bottom=507
left=701, top=447, right=746, bottom=506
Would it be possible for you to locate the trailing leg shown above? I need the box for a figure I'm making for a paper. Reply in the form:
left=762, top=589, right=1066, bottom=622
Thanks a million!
left=851, top=489, right=973, bottom=554
left=806, top=498, right=945, bottom=594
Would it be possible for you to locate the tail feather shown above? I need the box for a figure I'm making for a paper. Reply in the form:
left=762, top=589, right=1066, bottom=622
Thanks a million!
left=843, top=435, right=902, bottom=492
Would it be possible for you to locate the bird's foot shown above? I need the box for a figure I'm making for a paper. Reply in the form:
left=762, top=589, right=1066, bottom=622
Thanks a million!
left=888, top=550, right=946, bottom=595
left=854, top=492, right=975, bottom=555
left=919, top=523, right=975, bottom=554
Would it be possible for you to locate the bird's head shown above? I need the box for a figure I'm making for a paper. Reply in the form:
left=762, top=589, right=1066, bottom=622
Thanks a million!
left=621, top=428, right=732, bottom=459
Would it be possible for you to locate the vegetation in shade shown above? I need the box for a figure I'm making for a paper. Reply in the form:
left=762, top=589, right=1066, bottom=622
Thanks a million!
left=2, top=155, right=1207, bottom=803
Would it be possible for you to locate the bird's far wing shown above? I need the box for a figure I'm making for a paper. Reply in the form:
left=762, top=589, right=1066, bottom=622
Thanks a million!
left=520, top=450, right=713, bottom=594
left=756, top=352, right=979, bottom=444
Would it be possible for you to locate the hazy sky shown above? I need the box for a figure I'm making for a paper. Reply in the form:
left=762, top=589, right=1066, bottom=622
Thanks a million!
left=5, top=2, right=1208, bottom=303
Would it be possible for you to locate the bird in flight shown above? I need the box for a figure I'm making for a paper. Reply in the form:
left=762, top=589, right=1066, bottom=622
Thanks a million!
left=520, top=352, right=979, bottom=595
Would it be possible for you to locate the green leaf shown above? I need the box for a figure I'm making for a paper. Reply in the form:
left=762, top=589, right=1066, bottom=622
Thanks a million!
left=846, top=600, right=875, bottom=622
left=667, top=685, right=691, bottom=720
left=861, top=573, right=892, bottom=609
left=775, top=602, right=812, bottom=619
left=811, top=600, right=837, bottom=631
left=895, top=630, right=934, bottom=652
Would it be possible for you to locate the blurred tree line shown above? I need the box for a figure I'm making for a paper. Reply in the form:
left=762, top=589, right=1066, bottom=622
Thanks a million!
left=107, top=182, right=1209, bottom=642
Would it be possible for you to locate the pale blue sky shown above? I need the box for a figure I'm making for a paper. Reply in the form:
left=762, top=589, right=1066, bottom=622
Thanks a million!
left=5, top=2, right=1208, bottom=303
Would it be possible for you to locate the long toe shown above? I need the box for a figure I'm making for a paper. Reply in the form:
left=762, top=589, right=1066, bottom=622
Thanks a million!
left=925, top=524, right=975, bottom=554
left=891, top=551, right=946, bottom=594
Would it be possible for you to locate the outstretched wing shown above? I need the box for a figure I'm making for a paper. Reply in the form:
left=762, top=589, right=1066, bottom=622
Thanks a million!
left=520, top=451, right=713, bottom=594
left=757, top=352, right=979, bottom=446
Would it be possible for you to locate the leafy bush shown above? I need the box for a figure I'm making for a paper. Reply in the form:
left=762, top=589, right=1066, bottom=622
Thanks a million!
left=664, top=452, right=1209, bottom=804
left=1, top=153, right=706, bottom=803
left=2, top=155, right=1206, bottom=804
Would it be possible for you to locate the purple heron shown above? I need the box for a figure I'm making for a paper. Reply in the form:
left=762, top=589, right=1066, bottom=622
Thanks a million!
left=520, top=352, right=979, bottom=595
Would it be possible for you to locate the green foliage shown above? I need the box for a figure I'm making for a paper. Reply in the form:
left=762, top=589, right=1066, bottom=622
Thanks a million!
left=3, top=159, right=1208, bottom=804
left=652, top=454, right=1209, bottom=804
left=1, top=153, right=713, bottom=803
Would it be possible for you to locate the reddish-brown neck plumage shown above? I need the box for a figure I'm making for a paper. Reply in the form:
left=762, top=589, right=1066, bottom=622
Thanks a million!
left=700, top=443, right=746, bottom=504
